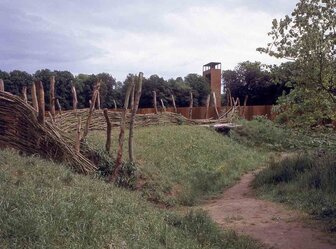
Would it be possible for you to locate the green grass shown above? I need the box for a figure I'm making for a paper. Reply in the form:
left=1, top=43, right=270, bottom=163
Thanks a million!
left=0, top=149, right=262, bottom=249
left=87, top=125, right=268, bottom=206
left=230, top=116, right=336, bottom=151
left=252, top=152, right=336, bottom=232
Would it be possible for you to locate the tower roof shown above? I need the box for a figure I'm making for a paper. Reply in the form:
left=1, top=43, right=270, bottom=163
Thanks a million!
left=203, top=62, right=221, bottom=67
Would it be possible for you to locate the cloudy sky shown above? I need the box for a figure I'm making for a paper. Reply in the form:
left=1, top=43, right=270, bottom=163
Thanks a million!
left=0, top=0, right=296, bottom=81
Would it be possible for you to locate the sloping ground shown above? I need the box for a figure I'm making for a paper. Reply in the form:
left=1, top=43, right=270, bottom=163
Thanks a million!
left=0, top=149, right=262, bottom=249
left=0, top=91, right=96, bottom=174
left=203, top=170, right=336, bottom=249
left=87, top=125, right=267, bottom=206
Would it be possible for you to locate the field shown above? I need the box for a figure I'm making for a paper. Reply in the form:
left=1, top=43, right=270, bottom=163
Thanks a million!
left=0, top=125, right=266, bottom=249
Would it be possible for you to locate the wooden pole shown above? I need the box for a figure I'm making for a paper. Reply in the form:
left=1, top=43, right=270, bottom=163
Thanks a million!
left=83, top=90, right=98, bottom=139
left=160, top=99, right=166, bottom=112
left=71, top=84, right=78, bottom=114
left=111, top=78, right=134, bottom=182
left=96, top=91, right=101, bottom=110
left=242, top=95, right=248, bottom=117
left=128, top=72, right=143, bottom=163
left=31, top=83, right=38, bottom=112
left=22, top=86, right=28, bottom=103
left=171, top=95, right=177, bottom=113
left=205, top=94, right=210, bottom=119
left=35, top=81, right=45, bottom=125
left=103, top=109, right=112, bottom=154
left=189, top=91, right=193, bottom=119
left=153, top=91, right=158, bottom=114
left=212, top=92, right=220, bottom=119
left=113, top=100, right=117, bottom=110
left=75, top=116, right=82, bottom=153
left=56, top=99, right=62, bottom=115
left=49, top=76, right=56, bottom=118
left=0, top=79, right=4, bottom=92
left=130, top=82, right=135, bottom=110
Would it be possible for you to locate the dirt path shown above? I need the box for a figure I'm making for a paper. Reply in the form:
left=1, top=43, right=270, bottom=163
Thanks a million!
left=202, top=171, right=336, bottom=249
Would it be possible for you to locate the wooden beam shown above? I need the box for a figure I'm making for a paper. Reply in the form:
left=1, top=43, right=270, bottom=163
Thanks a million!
left=212, top=92, right=220, bottom=119
left=49, top=76, right=56, bottom=118
left=171, top=94, right=177, bottom=113
left=205, top=94, right=210, bottom=119
left=31, top=83, right=38, bottom=112
left=160, top=99, right=166, bottom=112
left=22, top=86, right=28, bottom=103
left=189, top=91, right=193, bottom=119
left=0, top=79, right=4, bottom=92
left=153, top=91, right=158, bottom=114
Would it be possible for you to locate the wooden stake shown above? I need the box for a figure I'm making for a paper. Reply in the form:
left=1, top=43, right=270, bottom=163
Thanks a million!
left=153, top=91, right=158, bottom=114
left=103, top=109, right=112, bottom=154
left=189, top=91, right=193, bottom=119
left=22, top=86, right=28, bottom=103
left=160, top=99, right=166, bottom=112
left=212, top=92, right=220, bottom=119
left=205, top=94, right=210, bottom=119
left=47, top=111, right=55, bottom=124
left=83, top=90, right=98, bottom=139
left=113, top=100, right=117, bottom=110
left=128, top=72, right=143, bottom=163
left=56, top=99, right=62, bottom=115
left=0, top=79, right=4, bottom=92
left=96, top=91, right=101, bottom=110
left=112, top=78, right=134, bottom=181
left=31, top=83, right=38, bottom=112
left=171, top=95, right=177, bottom=113
left=242, top=95, right=248, bottom=117
left=71, top=84, right=78, bottom=114
left=35, top=81, right=45, bottom=125
left=49, top=76, right=56, bottom=118
left=130, top=83, right=135, bottom=110
left=75, top=116, right=82, bottom=153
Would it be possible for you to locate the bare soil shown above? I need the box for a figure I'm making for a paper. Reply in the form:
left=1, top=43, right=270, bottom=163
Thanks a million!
left=202, top=171, right=336, bottom=249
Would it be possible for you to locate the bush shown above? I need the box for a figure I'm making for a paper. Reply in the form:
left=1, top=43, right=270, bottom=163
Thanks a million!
left=253, top=152, right=336, bottom=232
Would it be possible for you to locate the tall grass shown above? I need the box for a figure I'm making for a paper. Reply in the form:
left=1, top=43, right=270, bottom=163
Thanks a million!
left=87, top=125, right=267, bottom=206
left=253, top=152, right=336, bottom=232
left=0, top=149, right=262, bottom=249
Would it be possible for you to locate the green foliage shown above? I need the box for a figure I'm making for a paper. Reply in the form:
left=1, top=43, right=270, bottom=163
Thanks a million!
left=222, top=61, right=290, bottom=105
left=87, top=125, right=267, bottom=206
left=0, top=149, right=261, bottom=248
left=258, top=0, right=336, bottom=127
left=253, top=152, right=336, bottom=232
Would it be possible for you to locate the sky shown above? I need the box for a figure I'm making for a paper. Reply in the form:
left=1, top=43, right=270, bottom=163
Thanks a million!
left=0, top=0, right=296, bottom=81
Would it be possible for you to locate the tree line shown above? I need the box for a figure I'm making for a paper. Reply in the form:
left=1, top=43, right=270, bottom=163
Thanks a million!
left=1, top=62, right=294, bottom=111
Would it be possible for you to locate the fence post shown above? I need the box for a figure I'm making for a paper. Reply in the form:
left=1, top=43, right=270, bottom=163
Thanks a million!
left=35, top=81, right=45, bottom=125
left=205, top=94, right=210, bottom=119
left=212, top=92, right=219, bottom=119
left=22, top=86, right=28, bottom=103
left=71, top=84, right=78, bottom=114
left=171, top=95, right=177, bottom=113
left=189, top=91, right=193, bottom=119
left=50, top=76, right=56, bottom=118
left=31, top=83, right=39, bottom=112
left=153, top=91, right=158, bottom=114
left=129, top=72, right=143, bottom=163
left=103, top=109, right=112, bottom=154
left=160, top=99, right=166, bottom=112
left=0, top=79, right=4, bottom=92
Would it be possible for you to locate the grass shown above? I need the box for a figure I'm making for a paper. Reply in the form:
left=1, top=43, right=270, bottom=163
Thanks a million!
left=0, top=148, right=263, bottom=249
left=230, top=116, right=336, bottom=151
left=252, top=152, right=336, bottom=232
left=87, top=125, right=268, bottom=206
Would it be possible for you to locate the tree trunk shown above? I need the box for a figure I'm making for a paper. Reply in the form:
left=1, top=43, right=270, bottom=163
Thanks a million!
left=35, top=81, right=45, bottom=125
left=189, top=91, right=193, bottom=119
left=50, top=76, right=56, bottom=118
left=129, top=73, right=143, bottom=163
left=111, top=79, right=134, bottom=182
left=103, top=109, right=112, bottom=154
left=153, top=91, right=158, bottom=114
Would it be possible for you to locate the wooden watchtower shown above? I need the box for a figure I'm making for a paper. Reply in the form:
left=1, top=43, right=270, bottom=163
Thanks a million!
left=203, top=62, right=222, bottom=107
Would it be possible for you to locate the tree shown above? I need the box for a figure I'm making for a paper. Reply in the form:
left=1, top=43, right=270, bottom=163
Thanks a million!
left=184, top=74, right=210, bottom=106
left=257, top=0, right=336, bottom=126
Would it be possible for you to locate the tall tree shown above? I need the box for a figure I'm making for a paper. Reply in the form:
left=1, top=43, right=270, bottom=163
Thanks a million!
left=257, top=0, right=336, bottom=125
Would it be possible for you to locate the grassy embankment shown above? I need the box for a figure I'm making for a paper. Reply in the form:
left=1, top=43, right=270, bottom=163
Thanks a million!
left=0, top=123, right=267, bottom=248
left=231, top=117, right=336, bottom=232
left=87, top=125, right=268, bottom=206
